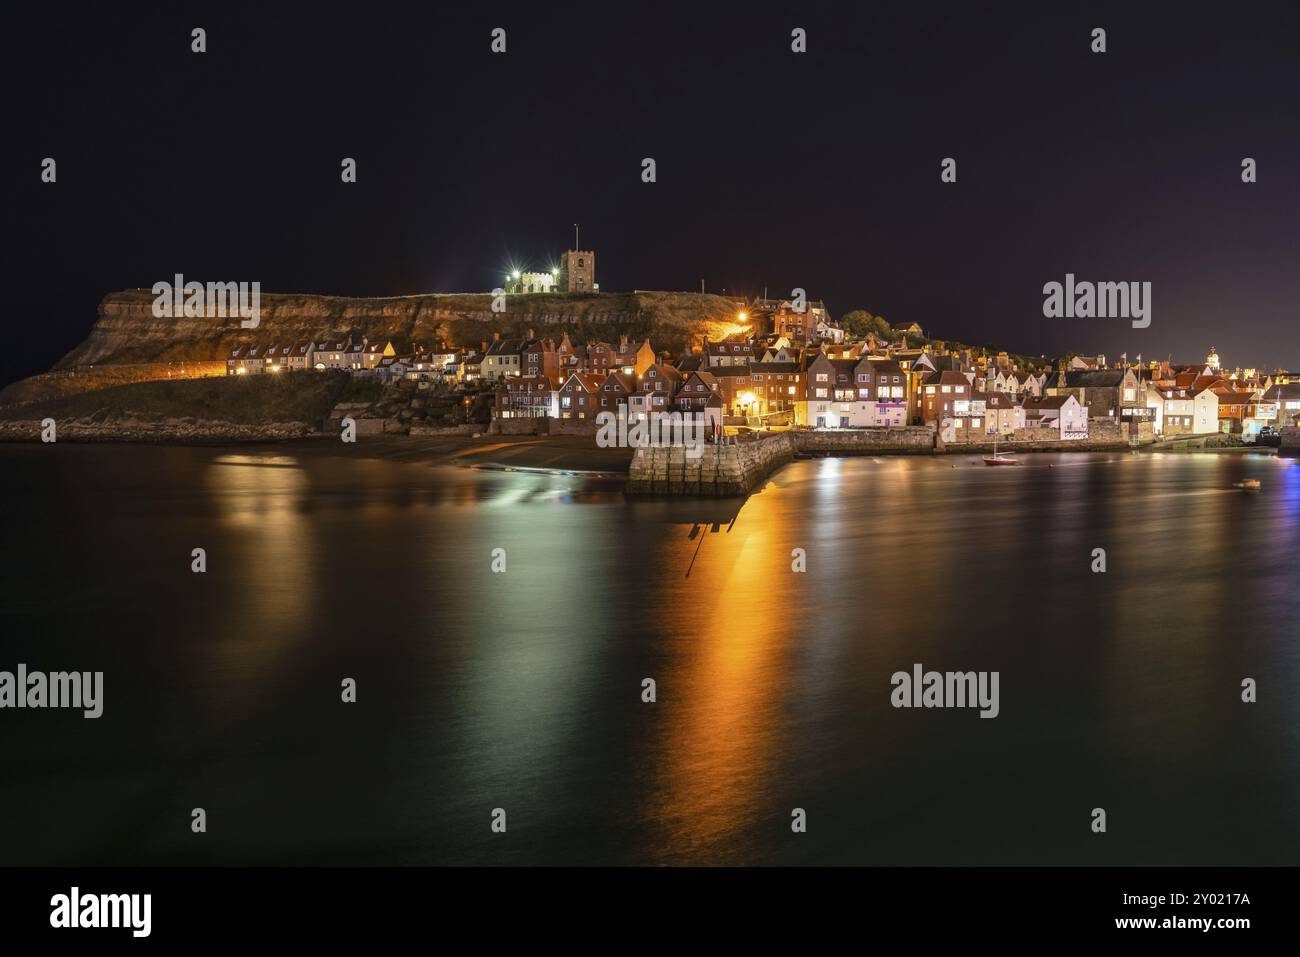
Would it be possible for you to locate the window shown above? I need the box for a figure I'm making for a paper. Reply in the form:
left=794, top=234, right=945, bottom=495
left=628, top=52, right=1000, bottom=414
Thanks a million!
left=941, top=385, right=951, bottom=393
left=926, top=386, right=936, bottom=394
left=816, top=388, right=828, bottom=398
left=816, top=373, right=828, bottom=382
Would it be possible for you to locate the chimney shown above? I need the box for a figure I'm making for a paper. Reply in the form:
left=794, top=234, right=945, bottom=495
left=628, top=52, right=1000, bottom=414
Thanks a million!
left=527, top=327, right=535, bottom=340
left=481, top=340, right=489, bottom=353
left=493, top=331, right=501, bottom=342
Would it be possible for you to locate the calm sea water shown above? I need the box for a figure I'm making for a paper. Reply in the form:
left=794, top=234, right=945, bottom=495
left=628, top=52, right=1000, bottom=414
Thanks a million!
left=1, top=443, right=1297, bottom=865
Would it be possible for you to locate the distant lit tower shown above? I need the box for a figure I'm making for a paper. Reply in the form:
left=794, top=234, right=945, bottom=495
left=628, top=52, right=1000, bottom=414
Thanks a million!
left=1206, top=346, right=1220, bottom=371
left=562, top=247, right=595, bottom=293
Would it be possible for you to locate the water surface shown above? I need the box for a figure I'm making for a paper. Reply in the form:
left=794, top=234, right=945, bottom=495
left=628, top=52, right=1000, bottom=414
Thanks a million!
left=1, top=444, right=1297, bottom=865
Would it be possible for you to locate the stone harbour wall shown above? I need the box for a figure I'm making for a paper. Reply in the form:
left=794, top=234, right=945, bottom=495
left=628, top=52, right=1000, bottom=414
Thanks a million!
left=549, top=419, right=601, bottom=436
left=945, top=418, right=1139, bottom=452
left=491, top=417, right=550, bottom=436
left=626, top=432, right=797, bottom=496
left=794, top=426, right=935, bottom=454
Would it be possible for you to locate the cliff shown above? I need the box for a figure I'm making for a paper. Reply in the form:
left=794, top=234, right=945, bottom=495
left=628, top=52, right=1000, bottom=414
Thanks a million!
left=55, top=289, right=746, bottom=369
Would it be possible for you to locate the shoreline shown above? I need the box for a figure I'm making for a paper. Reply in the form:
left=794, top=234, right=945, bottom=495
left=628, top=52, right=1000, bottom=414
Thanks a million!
left=0, top=426, right=1278, bottom=457
left=2, top=429, right=1288, bottom=500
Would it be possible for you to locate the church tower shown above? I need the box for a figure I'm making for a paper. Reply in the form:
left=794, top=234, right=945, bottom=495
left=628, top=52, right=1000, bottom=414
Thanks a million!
left=562, top=249, right=595, bottom=293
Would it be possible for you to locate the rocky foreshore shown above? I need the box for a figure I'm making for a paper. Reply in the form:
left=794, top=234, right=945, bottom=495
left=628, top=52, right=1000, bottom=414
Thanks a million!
left=0, top=418, right=319, bottom=444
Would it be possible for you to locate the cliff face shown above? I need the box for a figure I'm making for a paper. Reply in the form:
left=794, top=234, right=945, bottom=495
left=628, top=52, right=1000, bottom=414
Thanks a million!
left=55, top=289, right=745, bottom=369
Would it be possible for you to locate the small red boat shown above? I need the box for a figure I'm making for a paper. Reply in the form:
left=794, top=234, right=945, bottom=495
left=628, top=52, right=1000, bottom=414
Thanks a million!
left=983, top=442, right=1019, bottom=466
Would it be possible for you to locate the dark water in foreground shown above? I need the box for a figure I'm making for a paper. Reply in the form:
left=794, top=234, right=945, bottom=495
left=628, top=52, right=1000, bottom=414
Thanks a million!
left=1, top=444, right=1297, bottom=866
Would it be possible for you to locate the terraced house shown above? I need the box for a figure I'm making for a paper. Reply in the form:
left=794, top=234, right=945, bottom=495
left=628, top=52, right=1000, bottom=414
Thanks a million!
left=482, top=334, right=526, bottom=380
left=920, top=370, right=975, bottom=426
left=558, top=371, right=605, bottom=420
left=495, top=373, right=559, bottom=419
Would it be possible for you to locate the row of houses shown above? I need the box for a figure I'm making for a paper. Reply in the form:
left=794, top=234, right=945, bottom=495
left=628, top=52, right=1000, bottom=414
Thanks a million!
left=1136, top=366, right=1297, bottom=438
left=226, top=325, right=1299, bottom=442
left=496, top=332, right=1300, bottom=442
left=226, top=334, right=488, bottom=383
left=485, top=327, right=1075, bottom=436
left=481, top=331, right=658, bottom=382
left=488, top=332, right=1076, bottom=437
left=497, top=362, right=725, bottom=427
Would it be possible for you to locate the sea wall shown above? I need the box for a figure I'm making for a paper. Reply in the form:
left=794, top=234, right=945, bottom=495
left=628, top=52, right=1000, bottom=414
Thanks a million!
left=491, top=418, right=550, bottom=436
left=623, top=419, right=1155, bottom=496
left=944, top=418, right=1139, bottom=451
left=549, top=419, right=601, bottom=436
left=489, top=418, right=636, bottom=437
left=794, top=426, right=935, bottom=454
left=408, top=423, right=477, bottom=437
left=625, top=432, right=796, bottom=496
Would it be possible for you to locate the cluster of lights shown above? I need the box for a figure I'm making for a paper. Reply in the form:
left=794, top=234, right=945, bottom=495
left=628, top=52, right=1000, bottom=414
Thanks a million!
left=504, top=265, right=561, bottom=285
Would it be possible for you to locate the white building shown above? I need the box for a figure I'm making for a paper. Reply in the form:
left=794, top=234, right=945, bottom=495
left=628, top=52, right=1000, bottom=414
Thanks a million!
left=1145, top=384, right=1219, bottom=435
left=1022, top=394, right=1089, bottom=439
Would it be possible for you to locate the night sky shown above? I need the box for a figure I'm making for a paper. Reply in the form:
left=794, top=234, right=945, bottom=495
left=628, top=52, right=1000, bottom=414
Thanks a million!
left=8, top=1, right=1299, bottom=387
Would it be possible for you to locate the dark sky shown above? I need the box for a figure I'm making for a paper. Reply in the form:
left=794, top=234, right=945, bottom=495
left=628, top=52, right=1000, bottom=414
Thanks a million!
left=7, top=1, right=1299, bottom=387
